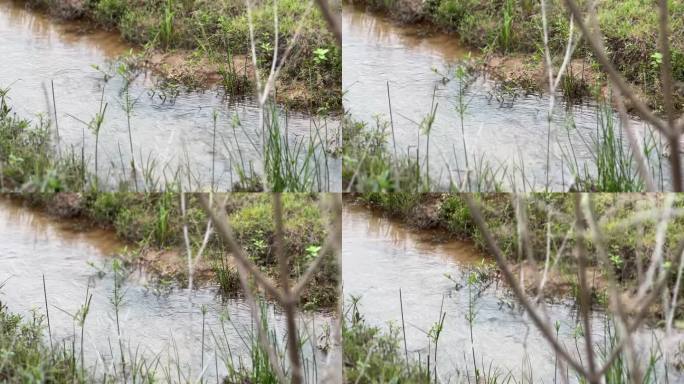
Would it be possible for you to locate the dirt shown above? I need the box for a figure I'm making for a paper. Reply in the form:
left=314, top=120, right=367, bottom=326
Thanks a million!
left=5, top=193, right=224, bottom=289
left=350, top=0, right=425, bottom=23
left=130, top=247, right=218, bottom=286
left=136, top=49, right=327, bottom=110
left=485, top=55, right=598, bottom=95
left=137, top=50, right=251, bottom=89
left=511, top=261, right=608, bottom=300
left=349, top=193, right=447, bottom=230
left=407, top=194, right=446, bottom=228
left=45, top=192, right=85, bottom=218
left=48, top=0, right=86, bottom=19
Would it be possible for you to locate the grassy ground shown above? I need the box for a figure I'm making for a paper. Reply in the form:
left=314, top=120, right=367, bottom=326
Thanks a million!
left=20, top=0, right=341, bottom=111
left=342, top=116, right=427, bottom=193
left=343, top=298, right=430, bottom=383
left=353, top=192, right=684, bottom=309
left=6, top=192, right=339, bottom=310
left=0, top=89, right=85, bottom=192
left=0, top=302, right=83, bottom=382
left=347, top=0, right=684, bottom=111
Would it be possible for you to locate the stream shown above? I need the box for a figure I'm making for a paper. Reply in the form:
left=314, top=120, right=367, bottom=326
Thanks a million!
left=342, top=6, right=671, bottom=191
left=342, top=205, right=684, bottom=382
left=0, top=198, right=335, bottom=382
left=0, top=0, right=341, bottom=191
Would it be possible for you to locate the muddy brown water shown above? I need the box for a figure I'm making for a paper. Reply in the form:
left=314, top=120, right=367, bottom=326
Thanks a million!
left=0, top=0, right=340, bottom=191
left=0, top=198, right=335, bottom=382
left=342, top=205, right=684, bottom=381
left=342, top=6, right=672, bottom=191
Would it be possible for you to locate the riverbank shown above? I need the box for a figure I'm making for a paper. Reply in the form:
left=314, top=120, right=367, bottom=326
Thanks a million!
left=350, top=193, right=684, bottom=314
left=17, top=0, right=341, bottom=112
left=346, top=0, right=684, bottom=112
left=2, top=192, right=339, bottom=310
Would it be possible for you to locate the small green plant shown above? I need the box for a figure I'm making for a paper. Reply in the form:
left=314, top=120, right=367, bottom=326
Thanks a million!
left=313, top=47, right=330, bottom=65
left=151, top=191, right=173, bottom=246
left=609, top=253, right=623, bottom=268
left=0, top=303, right=83, bottom=382
left=650, top=52, right=663, bottom=68
left=305, top=244, right=321, bottom=263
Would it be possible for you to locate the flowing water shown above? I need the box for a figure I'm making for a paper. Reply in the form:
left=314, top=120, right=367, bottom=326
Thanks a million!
left=0, top=0, right=341, bottom=191
left=0, top=198, right=335, bottom=382
left=342, top=6, right=670, bottom=191
left=342, top=205, right=684, bottom=381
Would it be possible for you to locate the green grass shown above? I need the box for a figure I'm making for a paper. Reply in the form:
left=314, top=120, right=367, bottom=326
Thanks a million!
left=0, top=302, right=84, bottom=382
left=567, top=103, right=645, bottom=192
left=0, top=88, right=85, bottom=192
left=342, top=116, right=428, bottom=192
left=343, top=297, right=431, bottom=383
left=262, top=105, right=333, bottom=192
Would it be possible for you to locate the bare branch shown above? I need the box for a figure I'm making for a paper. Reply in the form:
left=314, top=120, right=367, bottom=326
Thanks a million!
left=273, top=194, right=303, bottom=383
left=314, top=0, right=341, bottom=45
left=462, top=193, right=590, bottom=377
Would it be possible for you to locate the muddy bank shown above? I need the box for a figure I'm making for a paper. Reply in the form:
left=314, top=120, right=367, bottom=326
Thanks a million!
left=1, top=193, right=217, bottom=288
left=351, top=193, right=684, bottom=313
left=16, top=0, right=341, bottom=111
left=347, top=194, right=588, bottom=300
left=3, top=193, right=340, bottom=310
left=0, top=198, right=335, bottom=382
left=345, top=0, right=684, bottom=112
